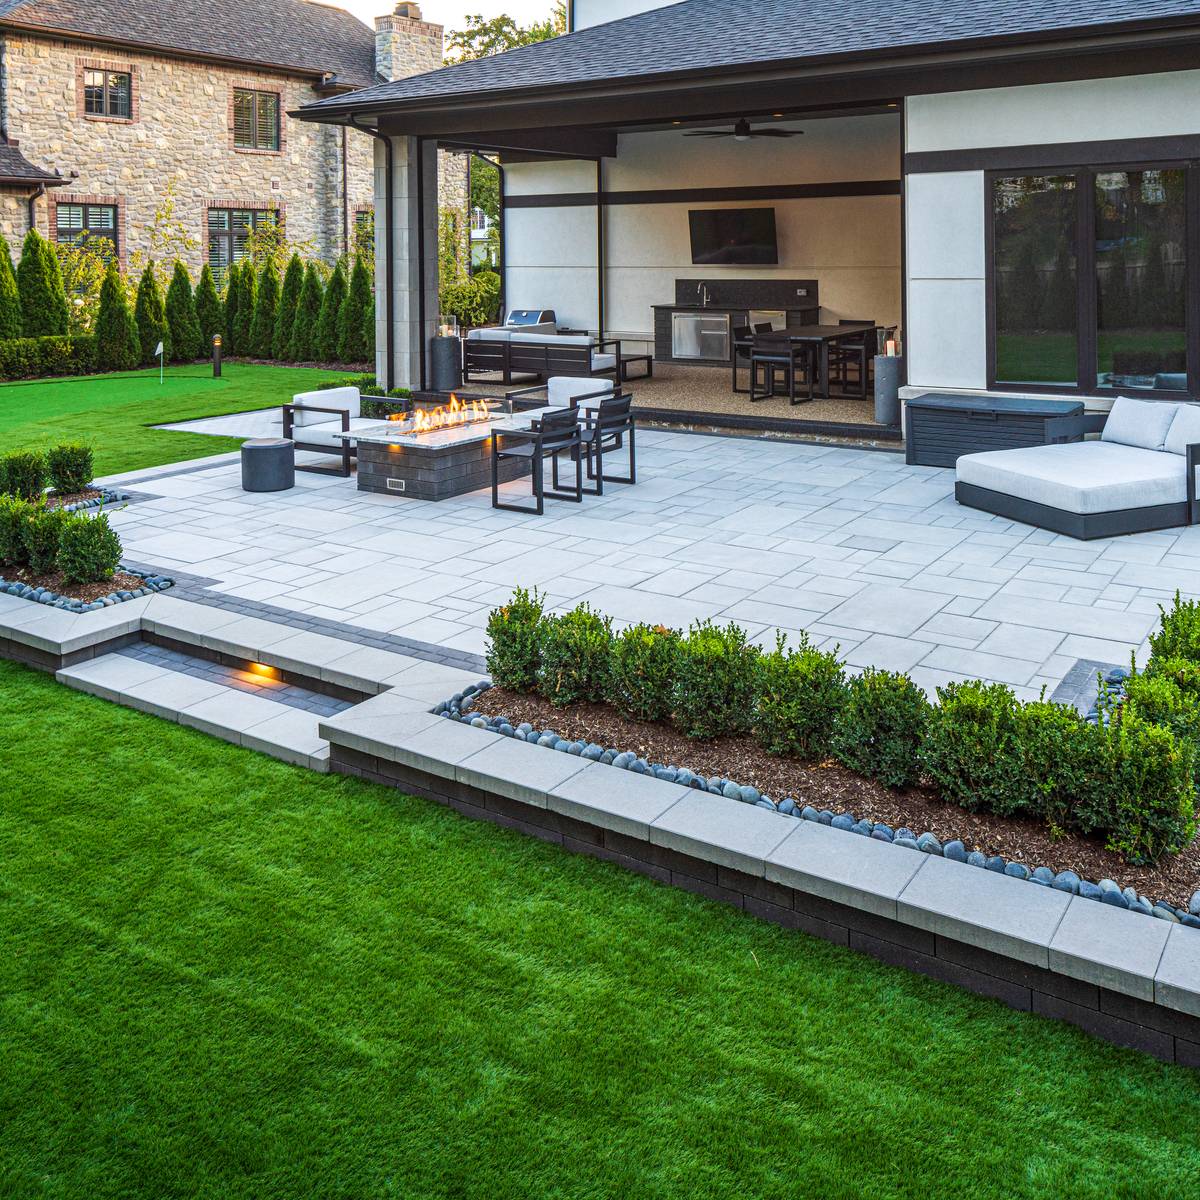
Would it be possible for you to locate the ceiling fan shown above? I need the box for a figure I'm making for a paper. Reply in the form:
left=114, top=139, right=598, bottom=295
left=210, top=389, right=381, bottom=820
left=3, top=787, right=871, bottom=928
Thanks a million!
left=683, top=118, right=802, bottom=142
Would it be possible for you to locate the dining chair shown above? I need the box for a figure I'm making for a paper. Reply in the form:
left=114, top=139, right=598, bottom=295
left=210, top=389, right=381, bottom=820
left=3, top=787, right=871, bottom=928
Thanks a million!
left=749, top=339, right=814, bottom=404
left=731, top=324, right=753, bottom=394
left=491, top=406, right=583, bottom=515
left=829, top=319, right=878, bottom=398
left=578, top=393, right=636, bottom=494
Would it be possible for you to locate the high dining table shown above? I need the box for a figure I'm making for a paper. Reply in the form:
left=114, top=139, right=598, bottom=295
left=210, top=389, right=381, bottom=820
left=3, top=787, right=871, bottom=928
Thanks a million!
left=744, top=322, right=876, bottom=400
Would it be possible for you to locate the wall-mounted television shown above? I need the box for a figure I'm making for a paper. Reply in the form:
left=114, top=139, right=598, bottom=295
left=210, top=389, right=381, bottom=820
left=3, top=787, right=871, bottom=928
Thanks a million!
left=688, top=208, right=778, bottom=265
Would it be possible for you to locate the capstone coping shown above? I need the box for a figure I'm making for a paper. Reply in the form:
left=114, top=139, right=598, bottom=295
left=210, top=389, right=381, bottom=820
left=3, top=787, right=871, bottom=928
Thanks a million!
left=650, top=790, right=794, bottom=876
left=1155, top=924, right=1200, bottom=1019
left=1048, top=895, right=1172, bottom=1002
left=455, top=737, right=591, bottom=809
left=546, top=762, right=689, bottom=839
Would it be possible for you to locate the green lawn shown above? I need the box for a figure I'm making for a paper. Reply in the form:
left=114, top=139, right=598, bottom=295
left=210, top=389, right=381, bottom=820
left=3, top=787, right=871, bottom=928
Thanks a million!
left=0, top=363, right=335, bottom=475
left=996, top=330, right=1187, bottom=385
left=2, top=659, right=1199, bottom=1199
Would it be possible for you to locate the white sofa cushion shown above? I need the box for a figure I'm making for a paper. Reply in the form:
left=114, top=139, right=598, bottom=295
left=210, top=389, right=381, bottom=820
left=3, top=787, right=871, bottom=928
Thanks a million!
left=1164, top=402, right=1200, bottom=455
left=290, top=387, right=361, bottom=425
left=547, top=377, right=614, bottom=408
left=590, top=353, right=617, bottom=372
left=467, top=328, right=511, bottom=341
left=1101, top=395, right=1179, bottom=451
left=507, top=331, right=594, bottom=346
left=293, top=417, right=380, bottom=449
left=957, top=441, right=1185, bottom=515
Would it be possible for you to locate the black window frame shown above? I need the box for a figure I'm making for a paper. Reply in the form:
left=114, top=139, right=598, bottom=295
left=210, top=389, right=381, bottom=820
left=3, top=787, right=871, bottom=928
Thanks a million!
left=83, top=68, right=131, bottom=119
left=986, top=160, right=1200, bottom=398
left=207, top=207, right=276, bottom=280
left=232, top=87, right=280, bottom=152
left=54, top=202, right=119, bottom=257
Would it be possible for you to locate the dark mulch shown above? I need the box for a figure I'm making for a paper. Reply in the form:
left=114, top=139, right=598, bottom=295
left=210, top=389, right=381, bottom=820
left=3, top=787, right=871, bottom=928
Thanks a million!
left=4, top=566, right=147, bottom=604
left=46, top=488, right=104, bottom=510
left=475, top=687, right=1200, bottom=910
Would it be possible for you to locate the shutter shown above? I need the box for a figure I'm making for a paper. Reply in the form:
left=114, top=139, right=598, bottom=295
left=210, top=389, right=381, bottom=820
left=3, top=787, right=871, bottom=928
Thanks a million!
left=233, top=90, right=254, bottom=148
left=255, top=92, right=279, bottom=150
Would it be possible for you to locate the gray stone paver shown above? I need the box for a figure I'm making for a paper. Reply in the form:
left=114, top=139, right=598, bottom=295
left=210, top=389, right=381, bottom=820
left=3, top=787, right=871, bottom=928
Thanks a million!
left=1048, top=897, right=1171, bottom=1002
left=101, top=420, right=1200, bottom=698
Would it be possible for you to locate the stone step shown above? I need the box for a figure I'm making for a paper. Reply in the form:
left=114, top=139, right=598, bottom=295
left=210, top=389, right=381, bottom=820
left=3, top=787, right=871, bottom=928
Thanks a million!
left=57, top=648, right=333, bottom=772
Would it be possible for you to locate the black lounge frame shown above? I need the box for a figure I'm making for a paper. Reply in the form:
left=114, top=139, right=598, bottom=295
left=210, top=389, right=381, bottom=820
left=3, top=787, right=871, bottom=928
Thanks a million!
left=491, top=407, right=584, bottom=515
left=578, top=393, right=636, bottom=495
left=955, top=411, right=1200, bottom=539
left=282, top=403, right=355, bottom=477
left=463, top=335, right=622, bottom=385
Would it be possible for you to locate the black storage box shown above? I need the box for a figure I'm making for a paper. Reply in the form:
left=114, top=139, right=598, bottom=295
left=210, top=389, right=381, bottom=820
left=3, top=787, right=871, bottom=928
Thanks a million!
left=905, top=393, right=1085, bottom=467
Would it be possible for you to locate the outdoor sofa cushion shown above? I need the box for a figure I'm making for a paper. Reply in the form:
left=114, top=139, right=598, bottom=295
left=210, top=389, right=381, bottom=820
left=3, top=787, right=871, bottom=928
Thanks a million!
left=290, top=387, right=361, bottom=425
left=1101, top=395, right=1178, bottom=451
left=466, top=328, right=512, bottom=342
left=1164, top=402, right=1200, bottom=455
left=292, top=418, right=381, bottom=449
left=547, top=377, right=615, bottom=407
left=956, top=441, right=1185, bottom=515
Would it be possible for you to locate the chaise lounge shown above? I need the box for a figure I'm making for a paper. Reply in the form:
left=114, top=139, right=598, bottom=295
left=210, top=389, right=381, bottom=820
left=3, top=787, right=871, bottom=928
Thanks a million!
left=955, top=395, right=1200, bottom=539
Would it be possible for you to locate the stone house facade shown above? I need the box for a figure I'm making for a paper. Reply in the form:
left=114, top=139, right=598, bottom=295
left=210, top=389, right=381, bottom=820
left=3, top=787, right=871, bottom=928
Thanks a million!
left=0, top=0, right=466, bottom=277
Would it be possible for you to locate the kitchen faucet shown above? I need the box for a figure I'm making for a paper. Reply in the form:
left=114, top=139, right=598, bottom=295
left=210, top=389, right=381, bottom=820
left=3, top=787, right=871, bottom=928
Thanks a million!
left=696, top=281, right=711, bottom=307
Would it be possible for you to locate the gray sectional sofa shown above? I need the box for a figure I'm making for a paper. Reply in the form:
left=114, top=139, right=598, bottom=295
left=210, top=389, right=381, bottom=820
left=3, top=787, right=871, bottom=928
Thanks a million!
left=955, top=395, right=1200, bottom=539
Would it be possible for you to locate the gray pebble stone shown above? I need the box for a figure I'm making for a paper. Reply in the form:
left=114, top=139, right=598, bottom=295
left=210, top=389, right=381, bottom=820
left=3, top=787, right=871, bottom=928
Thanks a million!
left=1053, top=871, right=1080, bottom=894
left=1004, top=863, right=1030, bottom=880
left=917, top=833, right=942, bottom=855
left=984, top=856, right=1006, bottom=873
left=801, top=806, right=820, bottom=822
left=831, top=814, right=854, bottom=832
left=1078, top=881, right=1104, bottom=901
left=966, top=850, right=987, bottom=868
left=944, top=841, right=968, bottom=863
left=894, top=836, right=919, bottom=851
left=1189, top=890, right=1200, bottom=917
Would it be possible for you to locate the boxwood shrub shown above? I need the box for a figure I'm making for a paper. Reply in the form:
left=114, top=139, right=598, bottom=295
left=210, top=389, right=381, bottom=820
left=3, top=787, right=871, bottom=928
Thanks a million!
left=1149, top=591, right=1200, bottom=664
left=674, top=620, right=760, bottom=739
left=832, top=667, right=929, bottom=789
left=754, top=632, right=846, bottom=760
left=1019, top=700, right=1111, bottom=837
left=1, top=449, right=46, bottom=501
left=56, top=510, right=121, bottom=584
left=21, top=504, right=71, bottom=575
left=0, top=494, right=34, bottom=566
left=606, top=623, right=678, bottom=723
left=538, top=603, right=612, bottom=707
left=46, top=443, right=94, bottom=495
left=0, top=335, right=96, bottom=382
left=485, top=585, right=544, bottom=692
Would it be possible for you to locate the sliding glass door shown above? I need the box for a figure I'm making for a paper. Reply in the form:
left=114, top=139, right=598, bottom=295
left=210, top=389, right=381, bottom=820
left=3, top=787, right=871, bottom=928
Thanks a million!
left=988, top=162, right=1197, bottom=396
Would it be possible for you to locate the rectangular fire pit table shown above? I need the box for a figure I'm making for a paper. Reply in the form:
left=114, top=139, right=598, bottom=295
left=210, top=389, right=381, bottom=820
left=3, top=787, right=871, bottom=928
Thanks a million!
left=346, top=407, right=555, bottom=501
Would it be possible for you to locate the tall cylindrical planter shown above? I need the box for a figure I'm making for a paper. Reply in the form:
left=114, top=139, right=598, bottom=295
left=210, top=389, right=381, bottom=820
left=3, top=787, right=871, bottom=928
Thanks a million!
left=874, top=355, right=903, bottom=426
left=431, top=335, right=463, bottom=393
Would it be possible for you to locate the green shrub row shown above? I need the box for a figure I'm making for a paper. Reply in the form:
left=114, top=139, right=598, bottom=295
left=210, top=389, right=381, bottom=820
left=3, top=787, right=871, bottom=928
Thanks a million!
left=0, top=496, right=121, bottom=584
left=485, top=589, right=1199, bottom=865
left=0, top=444, right=93, bottom=500
left=0, top=335, right=96, bottom=382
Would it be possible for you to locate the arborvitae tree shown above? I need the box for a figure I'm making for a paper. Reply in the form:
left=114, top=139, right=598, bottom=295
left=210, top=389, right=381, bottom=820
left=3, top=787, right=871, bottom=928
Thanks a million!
left=223, top=261, right=241, bottom=353
left=0, top=236, right=21, bottom=339
left=339, top=255, right=372, bottom=363
left=288, top=262, right=324, bottom=362
left=17, top=228, right=69, bottom=337
left=363, top=292, right=375, bottom=360
left=316, top=262, right=346, bottom=362
left=232, top=260, right=257, bottom=356
left=194, top=262, right=223, bottom=350
left=273, top=252, right=304, bottom=359
left=250, top=260, right=280, bottom=359
left=94, top=258, right=140, bottom=371
left=164, top=261, right=202, bottom=361
left=134, top=264, right=171, bottom=366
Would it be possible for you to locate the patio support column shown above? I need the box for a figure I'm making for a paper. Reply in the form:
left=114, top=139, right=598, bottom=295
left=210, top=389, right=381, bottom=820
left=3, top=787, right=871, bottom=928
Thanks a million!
left=596, top=158, right=605, bottom=340
left=373, top=134, right=438, bottom=390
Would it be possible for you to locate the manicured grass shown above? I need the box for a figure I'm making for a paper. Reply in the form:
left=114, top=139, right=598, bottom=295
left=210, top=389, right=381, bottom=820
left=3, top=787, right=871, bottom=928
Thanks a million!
left=996, top=330, right=1187, bottom=385
left=0, top=363, right=335, bottom=476
left=2, top=659, right=1199, bottom=1198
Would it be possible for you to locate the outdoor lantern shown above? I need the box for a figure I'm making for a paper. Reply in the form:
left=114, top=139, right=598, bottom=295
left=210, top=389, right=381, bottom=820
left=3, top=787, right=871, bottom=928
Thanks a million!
left=212, top=333, right=222, bottom=378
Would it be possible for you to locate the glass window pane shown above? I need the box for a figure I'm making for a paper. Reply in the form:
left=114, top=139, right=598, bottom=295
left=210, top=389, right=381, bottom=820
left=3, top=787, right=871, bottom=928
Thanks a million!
left=993, top=175, right=1078, bottom=385
left=109, top=72, right=131, bottom=118
left=208, top=209, right=229, bottom=231
left=233, top=90, right=254, bottom=147
left=57, top=204, right=83, bottom=231
left=255, top=92, right=279, bottom=150
left=1095, top=168, right=1188, bottom=392
left=83, top=70, right=104, bottom=114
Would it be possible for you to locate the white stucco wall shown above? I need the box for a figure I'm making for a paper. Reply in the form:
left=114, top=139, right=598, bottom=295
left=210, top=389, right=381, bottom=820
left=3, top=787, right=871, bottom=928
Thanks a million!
left=504, top=114, right=902, bottom=341
left=904, top=70, right=1200, bottom=393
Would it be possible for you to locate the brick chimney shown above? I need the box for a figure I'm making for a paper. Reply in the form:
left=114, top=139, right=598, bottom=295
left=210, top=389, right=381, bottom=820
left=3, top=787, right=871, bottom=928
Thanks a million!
left=375, top=3, right=444, bottom=83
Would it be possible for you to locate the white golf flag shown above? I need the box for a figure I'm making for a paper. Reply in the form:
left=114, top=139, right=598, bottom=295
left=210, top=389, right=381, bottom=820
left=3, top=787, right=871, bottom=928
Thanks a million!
left=154, top=341, right=164, bottom=357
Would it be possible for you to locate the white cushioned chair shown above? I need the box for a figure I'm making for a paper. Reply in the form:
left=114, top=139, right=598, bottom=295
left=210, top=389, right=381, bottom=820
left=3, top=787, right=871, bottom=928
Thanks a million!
left=505, top=377, right=616, bottom=413
left=955, top=396, right=1200, bottom=539
left=283, top=387, right=378, bottom=477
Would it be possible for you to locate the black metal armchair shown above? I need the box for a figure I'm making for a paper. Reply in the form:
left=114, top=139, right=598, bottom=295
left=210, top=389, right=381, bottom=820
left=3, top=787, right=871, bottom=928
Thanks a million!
left=829, top=319, right=879, bottom=398
left=731, top=324, right=753, bottom=394
left=749, top=339, right=815, bottom=404
left=578, top=393, right=636, bottom=495
left=491, top=406, right=583, bottom=515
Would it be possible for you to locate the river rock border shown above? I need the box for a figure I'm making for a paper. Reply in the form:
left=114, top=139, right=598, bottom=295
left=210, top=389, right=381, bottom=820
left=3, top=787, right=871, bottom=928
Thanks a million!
left=0, top=564, right=175, bottom=614
left=440, top=680, right=1200, bottom=931
left=55, top=486, right=129, bottom=513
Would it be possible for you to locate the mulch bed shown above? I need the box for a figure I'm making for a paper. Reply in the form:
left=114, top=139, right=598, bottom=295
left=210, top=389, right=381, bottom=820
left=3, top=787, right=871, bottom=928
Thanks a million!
left=475, top=686, right=1200, bottom=910
left=45, top=488, right=104, bottom=510
left=3, top=566, right=147, bottom=604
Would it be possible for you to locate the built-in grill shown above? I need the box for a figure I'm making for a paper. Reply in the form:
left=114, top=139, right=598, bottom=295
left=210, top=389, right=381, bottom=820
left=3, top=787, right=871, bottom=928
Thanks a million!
left=504, top=309, right=556, bottom=328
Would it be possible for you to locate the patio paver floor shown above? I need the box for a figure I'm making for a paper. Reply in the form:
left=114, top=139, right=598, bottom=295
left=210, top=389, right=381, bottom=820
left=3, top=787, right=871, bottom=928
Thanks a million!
left=104, top=420, right=1187, bottom=702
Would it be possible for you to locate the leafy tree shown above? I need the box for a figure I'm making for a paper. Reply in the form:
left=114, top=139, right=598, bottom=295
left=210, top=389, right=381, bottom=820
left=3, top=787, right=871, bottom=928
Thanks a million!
left=18, top=228, right=69, bottom=337
left=127, top=179, right=199, bottom=291
left=250, top=259, right=280, bottom=359
left=164, top=261, right=202, bottom=361
left=0, top=236, right=21, bottom=339
left=94, top=258, right=140, bottom=371
left=134, top=264, right=171, bottom=366
left=223, top=261, right=240, bottom=352
left=445, top=2, right=565, bottom=61
left=194, top=262, right=223, bottom=350
left=55, top=237, right=111, bottom=334
left=338, top=255, right=372, bottom=363
left=288, top=262, right=324, bottom=361
left=316, top=262, right=346, bottom=361
left=232, top=260, right=257, bottom=356
left=273, top=252, right=304, bottom=358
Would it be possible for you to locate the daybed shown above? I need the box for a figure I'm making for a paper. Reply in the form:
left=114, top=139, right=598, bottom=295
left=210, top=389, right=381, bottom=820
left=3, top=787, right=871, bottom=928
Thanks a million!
left=955, top=395, right=1200, bottom=539
left=283, top=387, right=379, bottom=477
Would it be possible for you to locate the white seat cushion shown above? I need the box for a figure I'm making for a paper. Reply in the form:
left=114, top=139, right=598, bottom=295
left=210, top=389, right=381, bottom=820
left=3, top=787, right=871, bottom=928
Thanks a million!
left=1164, top=402, right=1200, bottom=455
left=1101, top=395, right=1179, bottom=451
left=547, top=377, right=614, bottom=407
left=957, top=442, right=1185, bottom=515
left=293, top=417, right=379, bottom=448
left=467, top=328, right=510, bottom=341
left=590, top=353, right=617, bottom=372
left=290, top=387, right=361, bottom=424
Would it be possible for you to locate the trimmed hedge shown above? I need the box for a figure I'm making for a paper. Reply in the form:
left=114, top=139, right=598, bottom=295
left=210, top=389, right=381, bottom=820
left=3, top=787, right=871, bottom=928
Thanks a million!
left=0, top=450, right=46, bottom=501
left=0, top=335, right=97, bottom=382
left=56, top=510, right=122, bottom=584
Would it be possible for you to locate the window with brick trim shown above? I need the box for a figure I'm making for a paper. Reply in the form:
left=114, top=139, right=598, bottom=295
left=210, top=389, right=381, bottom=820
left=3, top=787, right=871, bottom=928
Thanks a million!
left=55, top=203, right=118, bottom=257
left=207, top=208, right=274, bottom=279
left=232, top=88, right=280, bottom=151
left=83, top=68, right=131, bottom=118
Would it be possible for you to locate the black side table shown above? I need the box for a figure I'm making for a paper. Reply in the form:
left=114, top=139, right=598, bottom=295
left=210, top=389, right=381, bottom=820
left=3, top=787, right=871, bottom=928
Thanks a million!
left=241, top=438, right=295, bottom=492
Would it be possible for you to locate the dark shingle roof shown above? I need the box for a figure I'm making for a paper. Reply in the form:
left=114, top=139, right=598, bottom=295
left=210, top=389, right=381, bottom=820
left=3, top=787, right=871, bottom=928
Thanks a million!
left=302, top=0, right=1200, bottom=114
left=0, top=0, right=378, bottom=87
left=0, top=140, right=62, bottom=186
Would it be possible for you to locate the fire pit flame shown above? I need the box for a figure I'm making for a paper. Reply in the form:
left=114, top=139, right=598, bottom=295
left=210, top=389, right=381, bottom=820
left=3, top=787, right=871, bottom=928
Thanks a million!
left=389, top=393, right=493, bottom=435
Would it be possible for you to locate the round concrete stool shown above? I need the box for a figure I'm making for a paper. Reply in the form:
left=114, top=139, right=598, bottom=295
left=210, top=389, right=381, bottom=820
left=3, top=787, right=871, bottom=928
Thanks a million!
left=241, top=438, right=295, bottom=492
